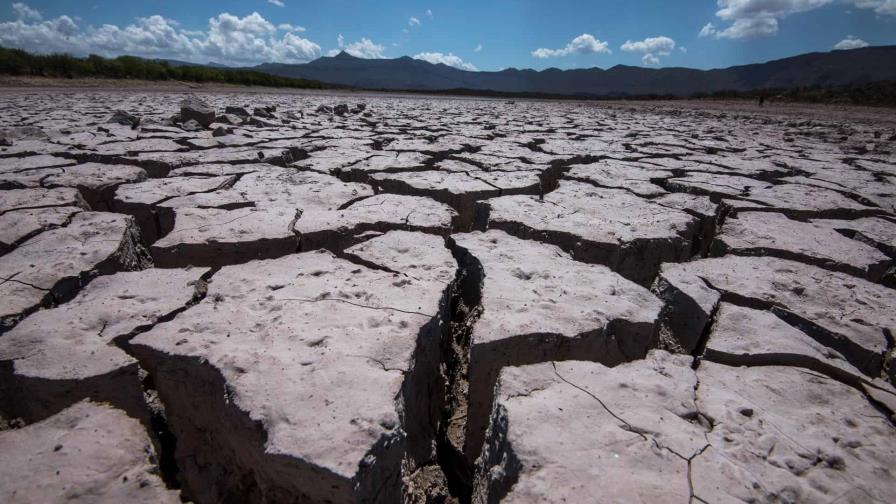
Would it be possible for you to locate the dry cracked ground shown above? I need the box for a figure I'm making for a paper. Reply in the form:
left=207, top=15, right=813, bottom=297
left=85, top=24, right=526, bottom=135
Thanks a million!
left=0, top=89, right=895, bottom=504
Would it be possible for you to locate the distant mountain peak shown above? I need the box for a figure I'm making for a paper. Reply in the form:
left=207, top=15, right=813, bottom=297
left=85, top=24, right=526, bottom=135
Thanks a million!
left=253, top=45, right=896, bottom=97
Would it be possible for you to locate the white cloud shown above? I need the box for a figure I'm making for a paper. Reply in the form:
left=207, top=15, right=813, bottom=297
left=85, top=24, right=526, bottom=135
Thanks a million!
left=621, top=36, right=676, bottom=67
left=277, top=23, right=305, bottom=32
left=699, top=22, right=717, bottom=37
left=413, top=52, right=477, bottom=71
left=474, top=43, right=482, bottom=52
left=621, top=36, right=675, bottom=55
left=267, top=0, right=285, bottom=6
left=426, top=9, right=433, bottom=18
left=642, top=53, right=661, bottom=66
left=853, top=0, right=896, bottom=14
left=328, top=37, right=385, bottom=58
left=409, top=16, right=421, bottom=26
left=698, top=16, right=779, bottom=40
left=12, top=2, right=41, bottom=21
left=834, top=35, right=870, bottom=49
left=699, top=0, right=896, bottom=40
left=679, top=46, right=688, bottom=53
left=0, top=10, right=321, bottom=65
left=531, top=33, right=611, bottom=58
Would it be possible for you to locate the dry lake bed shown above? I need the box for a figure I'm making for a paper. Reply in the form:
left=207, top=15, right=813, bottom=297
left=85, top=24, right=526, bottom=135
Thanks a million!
left=0, top=88, right=895, bottom=503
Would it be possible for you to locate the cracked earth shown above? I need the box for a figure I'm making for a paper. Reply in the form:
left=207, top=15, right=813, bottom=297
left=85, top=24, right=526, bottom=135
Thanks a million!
left=0, top=90, right=895, bottom=503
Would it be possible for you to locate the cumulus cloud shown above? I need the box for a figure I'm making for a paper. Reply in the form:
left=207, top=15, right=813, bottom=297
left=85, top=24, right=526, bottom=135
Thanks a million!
left=854, top=0, right=896, bottom=15
left=700, top=16, right=779, bottom=39
left=621, top=36, right=676, bottom=67
left=328, top=37, right=385, bottom=58
left=277, top=23, right=305, bottom=32
left=427, top=9, right=433, bottom=18
left=474, top=43, right=482, bottom=52
left=0, top=10, right=321, bottom=65
left=700, top=0, right=896, bottom=40
left=642, top=53, right=661, bottom=66
left=12, top=2, right=41, bottom=21
left=834, top=35, right=870, bottom=49
left=267, top=0, right=285, bottom=6
left=413, top=52, right=477, bottom=71
left=409, top=16, right=421, bottom=26
left=621, top=36, right=675, bottom=54
left=531, top=33, right=611, bottom=58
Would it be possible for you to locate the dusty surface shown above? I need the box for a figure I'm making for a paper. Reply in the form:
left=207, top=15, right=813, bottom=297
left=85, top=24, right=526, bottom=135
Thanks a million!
left=0, top=89, right=894, bottom=503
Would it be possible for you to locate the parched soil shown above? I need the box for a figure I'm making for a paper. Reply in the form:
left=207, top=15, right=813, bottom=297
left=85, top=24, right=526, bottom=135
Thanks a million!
left=0, top=87, right=895, bottom=504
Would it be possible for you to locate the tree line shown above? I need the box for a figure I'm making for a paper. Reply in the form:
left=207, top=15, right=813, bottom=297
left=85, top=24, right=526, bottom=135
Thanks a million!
left=691, top=81, right=896, bottom=107
left=0, top=47, right=331, bottom=89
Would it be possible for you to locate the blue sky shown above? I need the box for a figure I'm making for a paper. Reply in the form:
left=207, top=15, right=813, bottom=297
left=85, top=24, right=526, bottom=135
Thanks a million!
left=1, top=1, right=894, bottom=71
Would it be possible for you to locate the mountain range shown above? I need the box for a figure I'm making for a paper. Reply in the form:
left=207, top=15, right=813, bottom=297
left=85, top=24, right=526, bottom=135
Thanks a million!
left=249, top=46, right=896, bottom=97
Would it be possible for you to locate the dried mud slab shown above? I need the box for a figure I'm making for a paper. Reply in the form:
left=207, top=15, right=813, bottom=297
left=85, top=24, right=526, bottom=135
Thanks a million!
left=691, top=362, right=896, bottom=503
left=151, top=206, right=300, bottom=267
left=0, top=400, right=180, bottom=504
left=370, top=170, right=541, bottom=228
left=129, top=248, right=454, bottom=503
left=481, top=180, right=699, bottom=284
left=564, top=159, right=671, bottom=197
left=113, top=175, right=237, bottom=242
left=294, top=194, right=457, bottom=251
left=713, top=211, right=892, bottom=281
left=0, top=268, right=207, bottom=423
left=654, top=256, right=896, bottom=375
left=474, top=351, right=705, bottom=504
left=668, top=173, right=880, bottom=219
left=449, top=230, right=662, bottom=464
left=1, top=91, right=895, bottom=503
left=0, top=212, right=150, bottom=332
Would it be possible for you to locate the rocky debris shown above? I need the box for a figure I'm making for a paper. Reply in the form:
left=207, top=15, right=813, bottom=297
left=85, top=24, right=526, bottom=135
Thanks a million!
left=481, top=180, right=699, bottom=285
left=109, top=110, right=141, bottom=128
left=252, top=106, right=275, bottom=119
left=654, top=256, right=896, bottom=376
left=0, top=400, right=180, bottom=504
left=713, top=211, right=892, bottom=281
left=0, top=268, right=207, bottom=423
left=450, top=230, right=662, bottom=465
left=474, top=351, right=705, bottom=504
left=129, top=248, right=454, bottom=503
left=180, top=97, right=216, bottom=128
left=0, top=212, right=151, bottom=333
left=224, top=106, right=250, bottom=117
